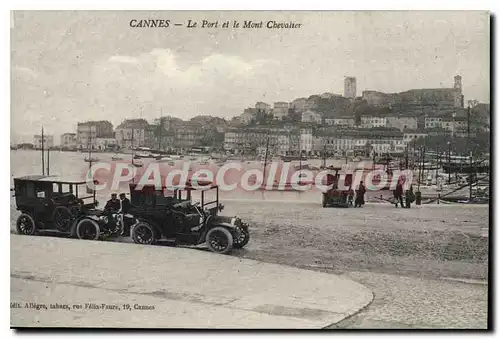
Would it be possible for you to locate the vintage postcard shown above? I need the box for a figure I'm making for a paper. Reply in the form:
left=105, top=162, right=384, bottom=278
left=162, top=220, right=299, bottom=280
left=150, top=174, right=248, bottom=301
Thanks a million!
left=10, top=10, right=490, bottom=329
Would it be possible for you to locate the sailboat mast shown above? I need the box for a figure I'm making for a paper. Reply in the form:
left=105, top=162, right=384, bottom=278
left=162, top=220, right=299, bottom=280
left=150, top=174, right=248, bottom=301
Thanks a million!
left=131, top=128, right=134, bottom=164
left=47, top=146, right=50, bottom=176
left=263, top=136, right=270, bottom=183
left=41, top=127, right=45, bottom=175
left=298, top=129, right=302, bottom=171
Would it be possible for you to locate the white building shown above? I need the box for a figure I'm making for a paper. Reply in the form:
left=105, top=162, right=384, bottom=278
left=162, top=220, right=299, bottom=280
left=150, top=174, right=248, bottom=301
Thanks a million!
left=291, top=98, right=308, bottom=112
left=300, top=128, right=313, bottom=153
left=255, top=101, right=271, bottom=113
left=77, top=124, right=97, bottom=149
left=360, top=116, right=388, bottom=128
left=325, top=116, right=355, bottom=127
left=96, top=137, right=118, bottom=150
left=386, top=115, right=418, bottom=131
left=33, top=134, right=54, bottom=149
left=403, top=131, right=428, bottom=144
left=273, top=102, right=290, bottom=120
left=60, top=133, right=77, bottom=150
left=301, top=110, right=322, bottom=124
left=240, top=110, right=256, bottom=124
left=424, top=116, right=443, bottom=129
left=344, top=77, right=357, bottom=98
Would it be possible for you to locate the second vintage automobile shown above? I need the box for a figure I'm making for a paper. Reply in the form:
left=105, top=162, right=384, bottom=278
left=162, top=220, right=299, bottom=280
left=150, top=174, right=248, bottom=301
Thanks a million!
left=128, top=180, right=250, bottom=254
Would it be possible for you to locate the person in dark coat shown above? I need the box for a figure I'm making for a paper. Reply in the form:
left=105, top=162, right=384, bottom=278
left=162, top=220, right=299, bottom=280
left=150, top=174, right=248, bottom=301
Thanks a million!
left=104, top=193, right=120, bottom=212
left=119, top=193, right=135, bottom=236
left=394, top=181, right=404, bottom=208
left=119, top=193, right=133, bottom=213
left=347, top=186, right=355, bottom=206
left=355, top=181, right=366, bottom=207
left=103, top=193, right=120, bottom=234
left=405, top=185, right=415, bottom=208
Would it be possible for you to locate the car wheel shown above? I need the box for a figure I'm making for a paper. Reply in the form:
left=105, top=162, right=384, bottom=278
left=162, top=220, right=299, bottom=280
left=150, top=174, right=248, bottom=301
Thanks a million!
left=233, top=227, right=250, bottom=249
left=76, top=218, right=100, bottom=241
left=16, top=213, right=36, bottom=235
left=53, top=206, right=73, bottom=232
left=131, top=221, right=156, bottom=245
left=206, top=227, right=233, bottom=254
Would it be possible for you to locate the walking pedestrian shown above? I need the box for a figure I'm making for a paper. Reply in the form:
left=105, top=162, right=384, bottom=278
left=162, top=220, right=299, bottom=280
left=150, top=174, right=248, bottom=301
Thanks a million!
left=355, top=181, right=366, bottom=208
left=394, top=180, right=404, bottom=207
left=348, top=186, right=354, bottom=207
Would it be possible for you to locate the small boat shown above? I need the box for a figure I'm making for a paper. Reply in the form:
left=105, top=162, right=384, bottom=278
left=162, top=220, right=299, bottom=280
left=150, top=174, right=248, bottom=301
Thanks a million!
left=112, top=153, right=123, bottom=161
left=132, top=161, right=143, bottom=168
left=156, top=157, right=173, bottom=163
left=84, top=157, right=100, bottom=163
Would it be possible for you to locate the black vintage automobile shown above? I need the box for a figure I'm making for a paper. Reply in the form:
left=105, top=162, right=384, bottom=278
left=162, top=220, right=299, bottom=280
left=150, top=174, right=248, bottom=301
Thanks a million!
left=12, top=175, right=99, bottom=236
left=12, top=175, right=137, bottom=240
left=128, top=180, right=250, bottom=254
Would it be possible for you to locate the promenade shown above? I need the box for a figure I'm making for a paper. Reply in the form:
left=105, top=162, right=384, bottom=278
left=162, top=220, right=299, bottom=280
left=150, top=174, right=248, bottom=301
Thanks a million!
left=11, top=235, right=373, bottom=329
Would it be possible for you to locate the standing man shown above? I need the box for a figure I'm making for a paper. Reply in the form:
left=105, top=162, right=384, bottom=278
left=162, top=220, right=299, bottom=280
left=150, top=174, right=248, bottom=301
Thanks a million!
left=394, top=180, right=404, bottom=208
left=355, top=181, right=366, bottom=208
left=118, top=193, right=134, bottom=236
left=119, top=193, right=133, bottom=213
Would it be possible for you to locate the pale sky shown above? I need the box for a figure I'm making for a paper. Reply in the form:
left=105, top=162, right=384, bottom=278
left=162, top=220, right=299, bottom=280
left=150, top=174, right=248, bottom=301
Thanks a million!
left=11, top=11, right=490, bottom=142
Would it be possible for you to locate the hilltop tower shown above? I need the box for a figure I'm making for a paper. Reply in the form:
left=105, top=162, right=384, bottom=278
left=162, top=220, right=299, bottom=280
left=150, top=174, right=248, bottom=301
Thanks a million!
left=344, top=77, right=357, bottom=99
left=454, top=75, right=462, bottom=93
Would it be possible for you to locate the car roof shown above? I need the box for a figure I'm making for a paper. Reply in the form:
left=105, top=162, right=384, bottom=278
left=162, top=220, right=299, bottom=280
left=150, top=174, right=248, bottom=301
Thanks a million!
left=14, top=175, right=91, bottom=185
left=129, top=180, right=218, bottom=191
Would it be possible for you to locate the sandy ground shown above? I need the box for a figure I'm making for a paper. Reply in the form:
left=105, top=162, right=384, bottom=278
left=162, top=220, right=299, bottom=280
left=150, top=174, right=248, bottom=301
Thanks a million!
left=10, top=199, right=489, bottom=328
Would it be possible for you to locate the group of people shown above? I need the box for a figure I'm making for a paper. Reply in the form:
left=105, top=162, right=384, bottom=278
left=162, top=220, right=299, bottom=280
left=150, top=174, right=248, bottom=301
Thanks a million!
left=344, top=180, right=415, bottom=209
left=104, top=193, right=133, bottom=214
left=393, top=181, right=416, bottom=208
left=103, top=193, right=135, bottom=236
left=344, top=181, right=367, bottom=208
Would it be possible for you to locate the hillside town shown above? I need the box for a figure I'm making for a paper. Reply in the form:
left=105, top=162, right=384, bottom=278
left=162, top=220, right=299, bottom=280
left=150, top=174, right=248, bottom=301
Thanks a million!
left=19, top=75, right=490, bottom=159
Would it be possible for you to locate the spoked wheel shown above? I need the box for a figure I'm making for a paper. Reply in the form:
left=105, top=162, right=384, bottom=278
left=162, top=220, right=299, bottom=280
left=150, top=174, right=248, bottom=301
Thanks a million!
left=16, top=213, right=36, bottom=235
left=233, top=226, right=250, bottom=249
left=53, top=206, right=73, bottom=232
left=206, top=227, right=233, bottom=254
left=131, top=222, right=156, bottom=245
left=76, top=218, right=100, bottom=240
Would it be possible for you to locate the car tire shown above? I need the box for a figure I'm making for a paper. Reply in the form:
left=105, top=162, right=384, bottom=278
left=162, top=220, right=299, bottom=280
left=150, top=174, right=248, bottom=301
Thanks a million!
left=206, top=227, right=233, bottom=254
left=131, top=221, right=156, bottom=245
left=52, top=206, right=73, bottom=232
left=233, top=227, right=250, bottom=249
left=16, top=213, right=36, bottom=235
left=76, top=218, right=100, bottom=241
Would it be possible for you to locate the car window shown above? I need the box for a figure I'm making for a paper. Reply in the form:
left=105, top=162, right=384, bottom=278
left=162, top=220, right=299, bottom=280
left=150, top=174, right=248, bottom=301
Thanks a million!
left=25, top=182, right=36, bottom=198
